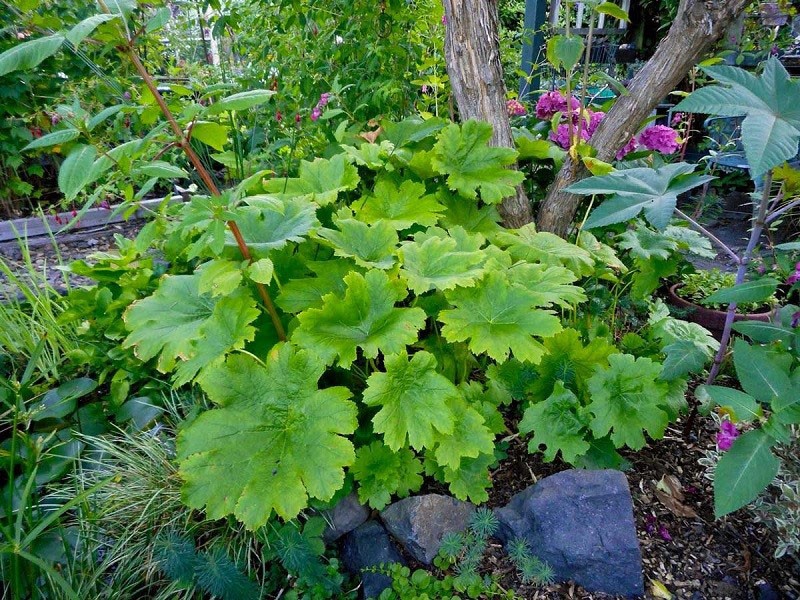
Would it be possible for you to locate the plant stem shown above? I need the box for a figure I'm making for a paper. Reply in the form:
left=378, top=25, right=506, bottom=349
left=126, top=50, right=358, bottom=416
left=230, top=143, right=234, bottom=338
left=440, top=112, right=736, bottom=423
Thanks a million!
left=707, top=170, right=774, bottom=384
left=674, top=208, right=740, bottom=265
left=99, top=5, right=286, bottom=341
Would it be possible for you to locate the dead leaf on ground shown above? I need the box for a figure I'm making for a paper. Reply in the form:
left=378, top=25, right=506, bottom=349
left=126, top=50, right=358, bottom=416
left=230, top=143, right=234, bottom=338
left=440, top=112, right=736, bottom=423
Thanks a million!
left=359, top=127, right=383, bottom=144
left=654, top=474, right=698, bottom=518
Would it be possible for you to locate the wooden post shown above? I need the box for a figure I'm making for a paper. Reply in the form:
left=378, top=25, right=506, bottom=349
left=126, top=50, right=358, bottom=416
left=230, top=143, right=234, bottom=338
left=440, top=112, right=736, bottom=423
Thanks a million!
left=520, top=0, right=550, bottom=99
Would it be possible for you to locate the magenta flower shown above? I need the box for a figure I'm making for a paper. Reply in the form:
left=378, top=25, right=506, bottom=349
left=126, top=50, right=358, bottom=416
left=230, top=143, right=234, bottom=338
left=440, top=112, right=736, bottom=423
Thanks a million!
left=671, top=112, right=685, bottom=126
left=549, top=122, right=589, bottom=149
left=318, top=92, right=330, bottom=107
left=506, top=99, right=527, bottom=117
left=275, top=110, right=283, bottom=122
left=644, top=514, right=657, bottom=535
left=638, top=125, right=680, bottom=154
left=616, top=136, right=638, bottom=159
left=535, top=90, right=580, bottom=120
left=310, top=107, right=322, bottom=121
left=785, top=262, right=800, bottom=285
left=587, top=110, right=605, bottom=135
left=658, top=525, right=672, bottom=541
left=792, top=311, right=800, bottom=328
left=716, top=420, right=740, bottom=451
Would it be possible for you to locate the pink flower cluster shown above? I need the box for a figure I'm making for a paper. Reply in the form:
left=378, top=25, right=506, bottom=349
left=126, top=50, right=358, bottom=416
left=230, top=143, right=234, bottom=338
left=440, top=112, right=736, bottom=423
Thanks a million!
left=310, top=92, right=331, bottom=122
left=535, top=90, right=580, bottom=120
left=638, top=124, right=680, bottom=154
left=716, top=420, right=739, bottom=451
left=506, top=99, right=527, bottom=117
left=786, top=262, right=800, bottom=285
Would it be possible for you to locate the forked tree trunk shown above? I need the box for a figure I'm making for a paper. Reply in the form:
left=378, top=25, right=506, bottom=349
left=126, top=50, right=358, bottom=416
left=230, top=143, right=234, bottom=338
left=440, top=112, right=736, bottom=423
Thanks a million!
left=442, top=0, right=534, bottom=228
left=536, top=0, right=750, bottom=237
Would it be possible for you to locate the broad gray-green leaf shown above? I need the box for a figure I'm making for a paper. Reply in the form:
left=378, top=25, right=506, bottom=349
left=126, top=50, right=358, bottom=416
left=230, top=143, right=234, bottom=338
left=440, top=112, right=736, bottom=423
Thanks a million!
left=66, top=14, right=119, bottom=47
left=731, top=320, right=794, bottom=343
left=0, top=34, right=64, bottom=77
left=207, top=89, right=276, bottom=114
left=22, top=129, right=80, bottom=151
left=702, top=278, right=779, bottom=306
left=714, top=429, right=779, bottom=517
left=674, top=58, right=800, bottom=176
left=135, top=161, right=188, bottom=179
left=58, top=144, right=97, bottom=200
left=569, top=163, right=713, bottom=230
left=145, top=7, right=171, bottom=33
left=660, top=340, right=709, bottom=380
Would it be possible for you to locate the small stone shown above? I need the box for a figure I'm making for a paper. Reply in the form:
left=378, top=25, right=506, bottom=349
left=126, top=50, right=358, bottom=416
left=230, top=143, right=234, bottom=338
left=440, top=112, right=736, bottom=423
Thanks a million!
left=341, top=521, right=405, bottom=600
left=494, top=469, right=644, bottom=597
left=322, top=492, right=369, bottom=543
left=756, top=582, right=779, bottom=600
left=380, top=494, right=475, bottom=564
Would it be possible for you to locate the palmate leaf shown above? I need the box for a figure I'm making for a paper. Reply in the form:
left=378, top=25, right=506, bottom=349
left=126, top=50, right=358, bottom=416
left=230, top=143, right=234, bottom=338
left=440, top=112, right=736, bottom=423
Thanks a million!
left=294, top=269, right=426, bottom=367
left=433, top=395, right=496, bottom=470
left=439, top=271, right=562, bottom=363
left=363, top=351, right=457, bottom=451
left=674, top=58, right=800, bottom=176
left=226, top=195, right=319, bottom=258
left=617, top=225, right=678, bottom=260
left=276, top=259, right=357, bottom=313
left=316, top=218, right=398, bottom=269
left=355, top=178, right=445, bottom=229
left=569, top=163, right=713, bottom=231
left=178, top=346, right=356, bottom=526
left=506, top=263, right=587, bottom=308
left=122, top=275, right=258, bottom=378
left=587, top=354, right=670, bottom=450
left=352, top=441, right=424, bottom=509
left=431, top=120, right=524, bottom=204
left=399, top=226, right=487, bottom=294
left=519, top=381, right=591, bottom=464
left=496, top=224, right=595, bottom=277
left=264, top=154, right=359, bottom=205
left=437, top=190, right=503, bottom=235
left=442, top=452, right=494, bottom=503
left=660, top=340, right=710, bottom=380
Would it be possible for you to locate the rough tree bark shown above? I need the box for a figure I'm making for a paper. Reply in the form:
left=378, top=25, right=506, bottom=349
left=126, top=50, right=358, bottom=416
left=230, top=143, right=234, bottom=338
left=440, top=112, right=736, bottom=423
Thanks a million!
left=442, top=0, right=533, bottom=228
left=536, top=0, right=750, bottom=237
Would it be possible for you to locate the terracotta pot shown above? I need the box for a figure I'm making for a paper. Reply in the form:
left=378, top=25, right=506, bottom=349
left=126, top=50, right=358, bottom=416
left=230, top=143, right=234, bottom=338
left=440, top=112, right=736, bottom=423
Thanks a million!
left=666, top=283, right=774, bottom=340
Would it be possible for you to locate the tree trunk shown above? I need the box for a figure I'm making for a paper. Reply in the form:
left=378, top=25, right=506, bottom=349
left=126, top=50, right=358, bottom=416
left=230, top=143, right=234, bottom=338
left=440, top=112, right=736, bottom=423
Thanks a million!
left=443, top=0, right=533, bottom=228
left=536, top=0, right=750, bottom=237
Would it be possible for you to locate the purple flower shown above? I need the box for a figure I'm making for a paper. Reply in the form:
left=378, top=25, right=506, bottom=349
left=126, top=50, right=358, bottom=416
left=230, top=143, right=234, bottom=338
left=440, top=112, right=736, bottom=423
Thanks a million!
left=421, top=84, right=430, bottom=94
left=506, top=99, right=527, bottom=117
left=792, top=311, right=800, bottom=328
left=587, top=110, right=605, bottom=135
left=50, top=113, right=61, bottom=126
left=638, top=125, right=680, bottom=154
left=716, top=419, right=740, bottom=451
left=535, top=90, right=580, bottom=120
left=644, top=514, right=657, bottom=535
left=616, top=136, right=638, bottom=159
left=549, top=122, right=589, bottom=149
left=123, top=91, right=131, bottom=101
left=658, top=525, right=672, bottom=541
left=671, top=112, right=685, bottom=126
left=310, top=107, right=322, bottom=121
left=786, top=262, right=800, bottom=285
left=318, top=92, right=330, bottom=107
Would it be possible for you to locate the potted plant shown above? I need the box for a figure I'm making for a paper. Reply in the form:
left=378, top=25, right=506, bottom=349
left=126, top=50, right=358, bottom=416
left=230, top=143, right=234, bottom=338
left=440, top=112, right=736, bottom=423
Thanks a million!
left=666, top=268, right=778, bottom=339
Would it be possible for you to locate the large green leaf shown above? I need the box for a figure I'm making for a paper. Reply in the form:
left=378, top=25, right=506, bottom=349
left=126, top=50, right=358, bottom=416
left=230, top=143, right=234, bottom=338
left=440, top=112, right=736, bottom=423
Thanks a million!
left=432, top=394, right=495, bottom=470
left=178, top=346, right=356, bottom=526
left=496, top=224, right=595, bottom=277
left=660, top=340, right=710, bottom=380
left=356, top=178, right=445, bottom=229
left=431, top=121, right=524, bottom=204
left=352, top=441, right=423, bottom=509
left=442, top=452, right=494, bottom=503
left=123, top=275, right=258, bottom=378
left=22, top=129, right=80, bottom=151
left=0, top=34, right=64, bottom=77
left=702, top=278, right=779, bottom=306
left=191, top=121, right=229, bottom=151
left=506, top=263, right=587, bottom=308
left=317, top=218, right=398, bottom=269
left=399, top=226, right=487, bottom=294
left=226, top=196, right=319, bottom=257
left=714, top=429, right=779, bottom=517
left=264, top=154, right=359, bottom=205
left=363, top=351, right=457, bottom=451
left=294, top=269, right=426, bottom=367
left=65, top=14, right=119, bottom=47
left=276, top=259, right=356, bottom=313
left=674, top=58, right=800, bottom=176
left=698, top=385, right=762, bottom=423
left=58, top=144, right=97, bottom=200
left=519, top=381, right=591, bottom=464
left=207, top=89, right=276, bottom=114
left=569, top=163, right=713, bottom=230
left=733, top=340, right=792, bottom=403
left=587, top=354, right=670, bottom=450
left=439, top=271, right=562, bottom=363
left=546, top=34, right=584, bottom=72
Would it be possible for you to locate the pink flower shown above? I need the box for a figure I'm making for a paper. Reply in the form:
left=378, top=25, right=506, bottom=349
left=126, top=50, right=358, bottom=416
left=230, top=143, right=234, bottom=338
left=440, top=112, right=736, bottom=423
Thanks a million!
left=716, top=420, right=739, bottom=451
left=318, top=92, right=330, bottom=108
left=310, top=107, right=322, bottom=121
left=275, top=110, right=283, bottom=122
left=295, top=113, right=301, bottom=123
left=671, top=112, right=685, bottom=126
left=638, top=125, right=680, bottom=154
left=442, top=14, right=447, bottom=25
left=658, top=525, right=672, bottom=541
left=616, top=137, right=638, bottom=159
left=786, top=262, right=800, bottom=285
left=506, top=99, right=527, bottom=117
left=421, top=84, right=430, bottom=94
left=535, top=90, right=580, bottom=120
left=586, top=110, right=605, bottom=135
left=50, top=113, right=61, bottom=126
left=549, top=122, right=589, bottom=149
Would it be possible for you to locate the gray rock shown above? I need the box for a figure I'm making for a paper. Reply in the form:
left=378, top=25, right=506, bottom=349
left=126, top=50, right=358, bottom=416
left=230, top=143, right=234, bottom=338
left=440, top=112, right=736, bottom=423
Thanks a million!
left=380, top=494, right=475, bottom=564
left=340, top=520, right=404, bottom=599
left=494, top=469, right=644, bottom=597
left=322, top=492, right=369, bottom=543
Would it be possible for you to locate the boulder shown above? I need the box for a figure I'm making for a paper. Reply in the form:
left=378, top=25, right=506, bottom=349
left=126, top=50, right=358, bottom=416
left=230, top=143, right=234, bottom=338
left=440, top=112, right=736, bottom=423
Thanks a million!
left=380, top=494, right=475, bottom=564
left=494, top=469, right=644, bottom=596
left=322, top=492, right=369, bottom=543
left=340, top=520, right=404, bottom=599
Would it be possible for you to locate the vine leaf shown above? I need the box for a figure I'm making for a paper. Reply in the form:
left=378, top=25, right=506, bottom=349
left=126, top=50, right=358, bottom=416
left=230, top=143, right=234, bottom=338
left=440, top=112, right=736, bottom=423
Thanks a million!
left=317, top=218, right=398, bottom=269
left=399, top=226, right=487, bottom=294
left=178, top=346, right=357, bottom=526
left=264, top=154, right=359, bottom=205
left=123, top=275, right=258, bottom=378
left=587, top=354, right=670, bottom=450
left=496, top=224, right=595, bottom=277
left=431, top=121, right=524, bottom=204
left=294, top=269, right=426, bottom=367
left=352, top=441, right=424, bottom=509
left=356, top=178, right=445, bottom=229
left=439, top=271, right=562, bottom=363
left=519, top=381, right=591, bottom=464
left=363, top=351, right=457, bottom=451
